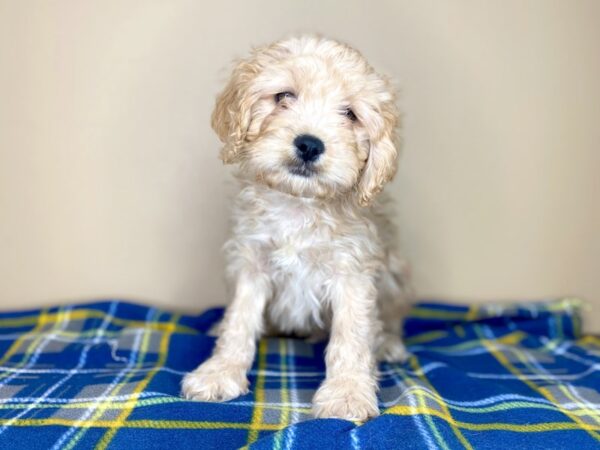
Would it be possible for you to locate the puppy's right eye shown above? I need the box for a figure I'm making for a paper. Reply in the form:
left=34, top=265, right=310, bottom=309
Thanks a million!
left=274, top=91, right=296, bottom=104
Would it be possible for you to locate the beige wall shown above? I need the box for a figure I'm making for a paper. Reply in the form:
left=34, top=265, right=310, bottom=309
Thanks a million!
left=1, top=1, right=599, bottom=331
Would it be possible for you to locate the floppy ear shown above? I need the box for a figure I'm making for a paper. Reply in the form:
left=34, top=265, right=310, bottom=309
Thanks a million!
left=356, top=94, right=400, bottom=206
left=211, top=59, right=259, bottom=164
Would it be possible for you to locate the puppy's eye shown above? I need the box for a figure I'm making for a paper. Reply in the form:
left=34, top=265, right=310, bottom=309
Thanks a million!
left=275, top=91, right=296, bottom=104
left=344, top=108, right=358, bottom=122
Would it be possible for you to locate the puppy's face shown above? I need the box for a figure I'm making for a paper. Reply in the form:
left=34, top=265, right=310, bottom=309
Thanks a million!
left=212, top=36, right=400, bottom=205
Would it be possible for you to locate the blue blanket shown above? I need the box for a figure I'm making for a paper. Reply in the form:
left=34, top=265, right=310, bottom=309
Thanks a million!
left=0, top=298, right=598, bottom=449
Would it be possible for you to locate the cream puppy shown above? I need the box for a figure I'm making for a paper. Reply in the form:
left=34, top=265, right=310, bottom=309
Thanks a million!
left=182, top=35, right=413, bottom=421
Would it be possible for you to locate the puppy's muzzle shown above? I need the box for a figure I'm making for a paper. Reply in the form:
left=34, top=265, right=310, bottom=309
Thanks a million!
left=294, top=134, right=324, bottom=163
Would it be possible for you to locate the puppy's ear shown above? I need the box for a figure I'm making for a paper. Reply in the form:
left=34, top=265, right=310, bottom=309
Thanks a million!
left=211, top=59, right=259, bottom=164
left=356, top=81, right=400, bottom=206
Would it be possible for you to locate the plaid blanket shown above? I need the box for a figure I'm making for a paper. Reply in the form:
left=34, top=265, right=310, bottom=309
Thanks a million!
left=0, top=298, right=598, bottom=449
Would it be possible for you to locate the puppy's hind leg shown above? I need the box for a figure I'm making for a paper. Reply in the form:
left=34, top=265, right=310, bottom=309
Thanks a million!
left=375, top=257, right=414, bottom=363
left=376, top=332, right=410, bottom=363
left=182, top=271, right=270, bottom=402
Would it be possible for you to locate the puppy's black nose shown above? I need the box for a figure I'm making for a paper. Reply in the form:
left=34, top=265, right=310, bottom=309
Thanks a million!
left=294, top=134, right=324, bottom=163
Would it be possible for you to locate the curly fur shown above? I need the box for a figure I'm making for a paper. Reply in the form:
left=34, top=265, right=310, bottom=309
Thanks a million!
left=182, top=35, right=414, bottom=421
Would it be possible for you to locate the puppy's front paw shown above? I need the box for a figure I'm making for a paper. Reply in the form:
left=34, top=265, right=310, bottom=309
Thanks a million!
left=312, top=377, right=379, bottom=421
left=181, top=359, right=248, bottom=402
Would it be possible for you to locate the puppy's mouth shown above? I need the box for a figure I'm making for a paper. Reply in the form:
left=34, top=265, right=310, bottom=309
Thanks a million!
left=288, top=162, right=318, bottom=178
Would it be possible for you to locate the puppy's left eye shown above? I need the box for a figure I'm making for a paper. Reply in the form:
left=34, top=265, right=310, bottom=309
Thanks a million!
left=344, top=108, right=358, bottom=122
left=275, top=91, right=296, bottom=103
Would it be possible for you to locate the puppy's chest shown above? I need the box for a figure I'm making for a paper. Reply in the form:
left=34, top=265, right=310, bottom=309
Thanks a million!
left=234, top=196, right=379, bottom=333
left=264, top=212, right=340, bottom=277
left=261, top=214, right=339, bottom=333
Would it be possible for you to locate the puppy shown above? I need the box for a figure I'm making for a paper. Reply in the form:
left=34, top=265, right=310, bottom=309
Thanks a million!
left=182, top=35, right=413, bottom=421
